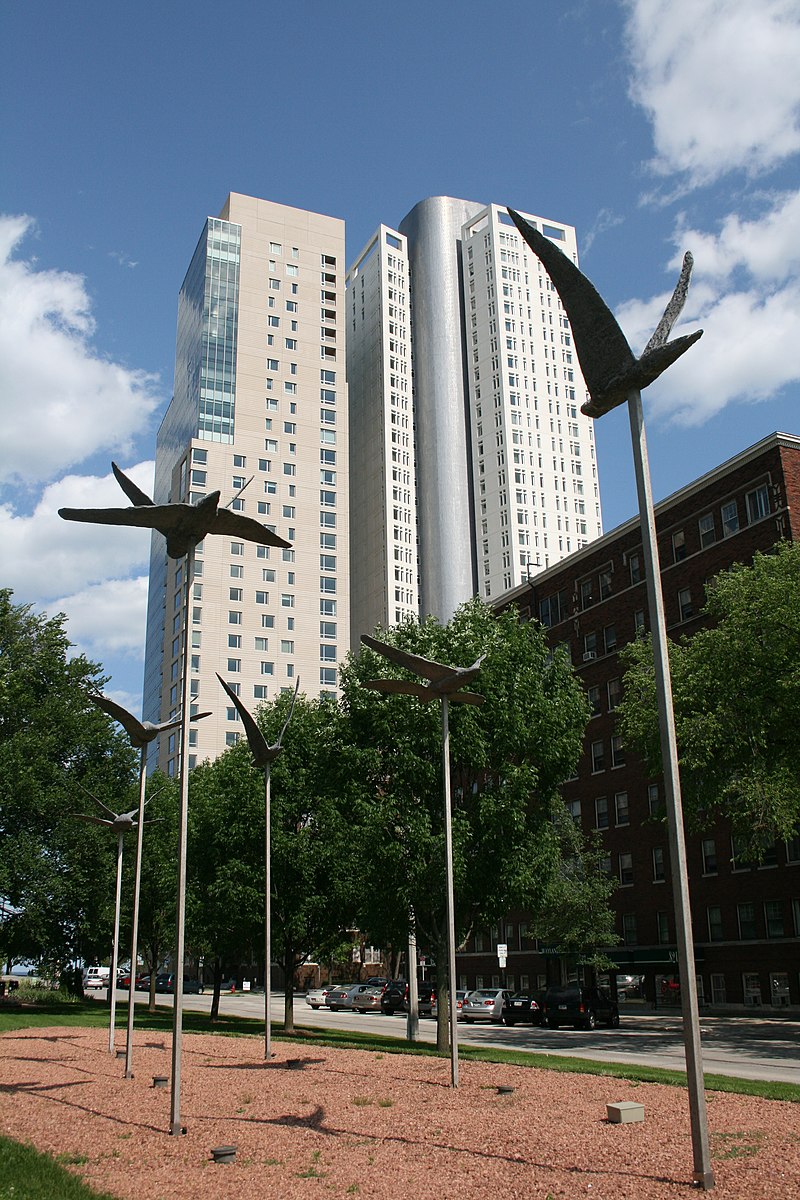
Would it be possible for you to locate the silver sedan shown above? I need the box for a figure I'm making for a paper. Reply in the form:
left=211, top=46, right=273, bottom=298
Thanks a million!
left=326, top=983, right=383, bottom=1013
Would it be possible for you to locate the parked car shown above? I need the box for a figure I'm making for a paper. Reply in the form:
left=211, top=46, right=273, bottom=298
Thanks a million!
left=83, top=966, right=111, bottom=991
left=154, top=974, right=172, bottom=993
left=326, top=983, right=380, bottom=1012
left=365, top=977, right=390, bottom=989
left=154, top=974, right=203, bottom=994
left=462, top=988, right=511, bottom=1023
left=305, top=984, right=338, bottom=1009
left=430, top=990, right=467, bottom=1019
left=502, top=990, right=545, bottom=1026
left=541, top=985, right=619, bottom=1030
left=136, top=975, right=151, bottom=991
left=119, top=972, right=148, bottom=990
left=380, top=982, right=435, bottom=1016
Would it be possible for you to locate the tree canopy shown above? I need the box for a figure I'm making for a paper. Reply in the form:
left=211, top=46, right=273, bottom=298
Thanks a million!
left=618, top=542, right=800, bottom=856
left=340, top=598, right=606, bottom=1039
left=0, top=589, right=137, bottom=969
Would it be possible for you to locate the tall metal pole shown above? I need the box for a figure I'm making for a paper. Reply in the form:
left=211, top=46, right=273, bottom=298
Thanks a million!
left=170, top=545, right=194, bottom=1136
left=264, top=763, right=272, bottom=1060
left=441, top=695, right=459, bottom=1088
left=124, top=744, right=148, bottom=1077
left=107, top=831, right=125, bottom=1054
left=627, top=390, right=714, bottom=1190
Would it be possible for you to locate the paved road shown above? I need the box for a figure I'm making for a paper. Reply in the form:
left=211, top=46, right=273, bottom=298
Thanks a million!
left=116, top=989, right=800, bottom=1085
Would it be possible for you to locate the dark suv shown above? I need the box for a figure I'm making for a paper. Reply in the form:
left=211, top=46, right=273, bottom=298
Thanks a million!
left=541, top=985, right=619, bottom=1030
left=380, top=981, right=434, bottom=1016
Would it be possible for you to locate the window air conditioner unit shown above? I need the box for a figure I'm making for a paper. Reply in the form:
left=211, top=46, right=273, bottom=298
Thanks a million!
left=583, top=651, right=597, bottom=662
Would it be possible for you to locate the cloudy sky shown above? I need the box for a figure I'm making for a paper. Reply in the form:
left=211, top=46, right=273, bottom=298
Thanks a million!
left=2, top=0, right=798, bottom=712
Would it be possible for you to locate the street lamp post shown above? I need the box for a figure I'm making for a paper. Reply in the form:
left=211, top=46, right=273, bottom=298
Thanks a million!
left=507, top=209, right=713, bottom=1189
left=360, top=633, right=486, bottom=1089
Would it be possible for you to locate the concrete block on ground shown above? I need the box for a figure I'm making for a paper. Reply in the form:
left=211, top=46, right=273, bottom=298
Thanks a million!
left=607, top=1101, right=645, bottom=1124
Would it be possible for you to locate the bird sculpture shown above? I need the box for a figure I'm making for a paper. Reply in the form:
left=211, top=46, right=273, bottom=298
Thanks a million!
left=59, top=462, right=291, bottom=559
left=88, top=693, right=210, bottom=749
left=71, top=783, right=146, bottom=836
left=360, top=633, right=485, bottom=705
left=506, top=209, right=703, bottom=418
left=216, top=674, right=300, bottom=767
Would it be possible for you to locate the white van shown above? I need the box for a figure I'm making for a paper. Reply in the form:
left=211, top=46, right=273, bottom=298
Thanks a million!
left=84, top=966, right=111, bottom=991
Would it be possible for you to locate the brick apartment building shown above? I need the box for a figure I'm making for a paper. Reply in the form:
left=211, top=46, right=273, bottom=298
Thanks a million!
left=455, top=431, right=800, bottom=1012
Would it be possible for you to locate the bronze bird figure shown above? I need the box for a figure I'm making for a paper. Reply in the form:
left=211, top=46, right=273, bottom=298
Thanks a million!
left=71, top=782, right=145, bottom=836
left=216, top=674, right=300, bottom=768
left=88, top=693, right=210, bottom=749
left=506, top=209, right=703, bottom=418
left=59, top=462, right=291, bottom=558
left=360, top=633, right=485, bottom=705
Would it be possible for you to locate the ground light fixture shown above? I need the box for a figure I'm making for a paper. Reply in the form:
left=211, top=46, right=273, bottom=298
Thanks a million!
left=507, top=208, right=713, bottom=1190
left=60, top=461, right=291, bottom=1135
left=359, top=632, right=486, bottom=1088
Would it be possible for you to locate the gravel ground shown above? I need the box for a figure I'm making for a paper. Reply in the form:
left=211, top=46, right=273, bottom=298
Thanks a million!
left=1, top=1025, right=798, bottom=1199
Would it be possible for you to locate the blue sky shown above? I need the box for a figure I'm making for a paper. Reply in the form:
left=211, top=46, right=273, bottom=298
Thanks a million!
left=2, top=0, right=799, bottom=712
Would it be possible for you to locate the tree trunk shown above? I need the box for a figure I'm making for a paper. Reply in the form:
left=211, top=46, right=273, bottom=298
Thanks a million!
left=210, top=956, right=222, bottom=1022
left=436, top=979, right=450, bottom=1053
left=283, top=945, right=295, bottom=1032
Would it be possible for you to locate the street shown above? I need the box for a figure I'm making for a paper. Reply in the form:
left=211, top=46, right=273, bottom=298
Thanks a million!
left=114, top=989, right=800, bottom=1085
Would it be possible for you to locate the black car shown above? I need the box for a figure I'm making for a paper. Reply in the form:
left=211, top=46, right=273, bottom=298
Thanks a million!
left=379, top=981, right=434, bottom=1016
left=502, top=990, right=545, bottom=1026
left=541, top=984, right=619, bottom=1030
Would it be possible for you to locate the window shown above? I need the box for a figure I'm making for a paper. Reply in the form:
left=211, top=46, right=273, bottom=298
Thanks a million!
left=629, top=552, right=642, bottom=585
left=698, top=512, right=715, bottom=548
left=260, top=662, right=274, bottom=676
left=746, top=484, right=770, bottom=523
left=619, top=852, right=633, bottom=886
left=611, top=735, right=625, bottom=768
left=587, top=685, right=601, bottom=716
left=281, top=594, right=294, bottom=608
left=652, top=846, right=665, bottom=881
left=230, top=541, right=244, bottom=556
left=320, top=667, right=337, bottom=686
left=604, top=624, right=617, bottom=653
left=622, top=913, right=637, bottom=945
left=657, top=911, right=670, bottom=944
left=228, top=611, right=242, bottom=625
left=764, top=901, right=784, bottom=938
left=737, top=901, right=757, bottom=939
left=702, top=839, right=717, bottom=874
left=595, top=796, right=609, bottom=829
left=192, top=448, right=207, bottom=464
left=320, top=621, right=336, bottom=639
left=226, top=658, right=241, bottom=673
left=731, top=835, right=754, bottom=872
left=566, top=798, right=581, bottom=824
left=786, top=835, right=800, bottom=864
left=647, top=783, right=661, bottom=817
left=615, top=791, right=629, bottom=826
left=678, top=587, right=693, bottom=621
left=579, top=579, right=593, bottom=609
left=707, top=906, right=724, bottom=941
left=583, top=631, right=598, bottom=660
left=634, top=609, right=646, bottom=636
left=320, top=577, right=336, bottom=593
left=229, top=587, right=243, bottom=602
left=607, top=677, right=621, bottom=710
left=721, top=499, right=739, bottom=537
left=591, top=740, right=605, bottom=773
left=599, top=568, right=613, bottom=599
left=320, top=644, right=336, bottom=662
left=672, top=529, right=687, bottom=562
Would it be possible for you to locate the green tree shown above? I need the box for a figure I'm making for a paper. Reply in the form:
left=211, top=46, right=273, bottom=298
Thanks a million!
left=340, top=598, right=601, bottom=1049
left=618, top=542, right=800, bottom=857
left=0, top=590, right=136, bottom=972
left=188, top=692, right=361, bottom=1030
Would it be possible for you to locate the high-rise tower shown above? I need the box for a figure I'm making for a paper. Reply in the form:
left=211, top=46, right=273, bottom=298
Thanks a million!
left=346, top=197, right=603, bottom=643
left=143, top=194, right=348, bottom=771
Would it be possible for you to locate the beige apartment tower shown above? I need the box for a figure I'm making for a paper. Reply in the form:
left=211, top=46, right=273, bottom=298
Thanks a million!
left=143, top=194, right=349, bottom=770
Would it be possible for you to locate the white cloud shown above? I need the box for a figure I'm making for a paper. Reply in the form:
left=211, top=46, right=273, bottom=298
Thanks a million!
left=625, top=0, right=800, bottom=187
left=0, top=461, right=155, bottom=600
left=0, top=216, right=163, bottom=486
left=47, top=576, right=149, bottom=660
left=671, top=190, right=800, bottom=283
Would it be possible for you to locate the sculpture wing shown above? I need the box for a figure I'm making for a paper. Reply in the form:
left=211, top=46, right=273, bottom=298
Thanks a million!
left=71, top=813, right=113, bottom=827
left=642, top=252, right=696, bottom=353
left=360, top=634, right=455, bottom=684
left=363, top=679, right=438, bottom=703
left=447, top=691, right=485, bottom=706
left=210, top=507, right=292, bottom=549
left=112, top=462, right=154, bottom=506
left=216, top=673, right=271, bottom=765
left=88, top=693, right=148, bottom=745
left=275, top=677, right=300, bottom=748
left=506, top=209, right=635, bottom=402
left=59, top=505, right=169, bottom=530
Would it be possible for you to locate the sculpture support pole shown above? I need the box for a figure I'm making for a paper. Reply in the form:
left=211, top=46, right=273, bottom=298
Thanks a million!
left=108, top=830, right=125, bottom=1054
left=627, top=390, right=714, bottom=1190
left=264, top=763, right=272, bottom=1060
left=124, top=744, right=148, bottom=1077
left=170, top=545, right=194, bottom=1136
left=441, top=695, right=459, bottom=1088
